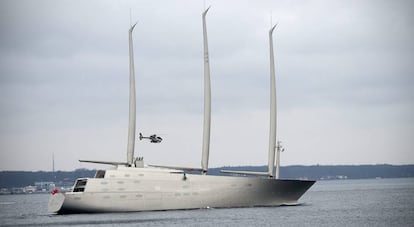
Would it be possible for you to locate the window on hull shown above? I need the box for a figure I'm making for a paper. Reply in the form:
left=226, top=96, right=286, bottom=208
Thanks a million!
left=94, top=170, right=106, bottom=178
left=73, top=179, right=87, bottom=192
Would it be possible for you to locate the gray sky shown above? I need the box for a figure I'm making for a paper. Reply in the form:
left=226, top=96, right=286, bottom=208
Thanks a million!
left=1, top=0, right=413, bottom=171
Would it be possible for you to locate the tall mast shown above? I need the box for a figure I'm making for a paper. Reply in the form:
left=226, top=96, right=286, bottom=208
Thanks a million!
left=127, top=23, right=137, bottom=166
left=52, top=153, right=55, bottom=180
left=201, top=7, right=211, bottom=174
left=267, top=24, right=277, bottom=178
left=52, top=152, right=55, bottom=173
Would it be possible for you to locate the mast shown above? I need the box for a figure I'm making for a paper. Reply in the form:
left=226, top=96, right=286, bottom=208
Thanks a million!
left=201, top=7, right=211, bottom=174
left=267, top=24, right=277, bottom=178
left=52, top=152, right=55, bottom=173
left=127, top=23, right=137, bottom=166
left=52, top=153, right=55, bottom=180
left=220, top=24, right=285, bottom=178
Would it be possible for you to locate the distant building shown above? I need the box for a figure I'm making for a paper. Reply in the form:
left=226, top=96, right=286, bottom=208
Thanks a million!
left=34, top=182, right=55, bottom=192
left=24, top=185, right=36, bottom=193
left=11, top=187, right=25, bottom=194
left=0, top=188, right=11, bottom=195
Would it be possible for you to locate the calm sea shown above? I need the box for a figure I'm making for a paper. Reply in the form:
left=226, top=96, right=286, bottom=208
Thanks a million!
left=0, top=178, right=413, bottom=226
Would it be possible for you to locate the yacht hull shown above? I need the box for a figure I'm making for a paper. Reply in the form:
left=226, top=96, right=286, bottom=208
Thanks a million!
left=48, top=167, right=314, bottom=214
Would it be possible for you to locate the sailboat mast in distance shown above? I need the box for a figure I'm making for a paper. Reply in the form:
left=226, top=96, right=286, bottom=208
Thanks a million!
left=201, top=6, right=211, bottom=174
left=52, top=153, right=55, bottom=173
left=268, top=24, right=277, bottom=178
left=52, top=153, right=56, bottom=180
left=127, top=23, right=137, bottom=166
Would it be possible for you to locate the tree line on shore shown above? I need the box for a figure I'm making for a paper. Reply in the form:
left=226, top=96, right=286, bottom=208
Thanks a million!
left=1, top=164, right=413, bottom=188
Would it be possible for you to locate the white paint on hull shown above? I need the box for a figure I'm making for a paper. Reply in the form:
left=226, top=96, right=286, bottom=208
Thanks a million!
left=49, top=166, right=315, bottom=214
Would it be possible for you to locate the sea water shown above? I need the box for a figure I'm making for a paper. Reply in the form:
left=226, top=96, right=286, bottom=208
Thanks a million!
left=0, top=178, right=413, bottom=226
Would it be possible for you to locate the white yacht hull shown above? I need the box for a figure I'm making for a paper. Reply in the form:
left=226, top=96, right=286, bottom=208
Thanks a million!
left=49, top=167, right=315, bottom=214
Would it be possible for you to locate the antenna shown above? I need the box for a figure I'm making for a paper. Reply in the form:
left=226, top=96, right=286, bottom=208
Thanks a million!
left=275, top=141, right=284, bottom=179
left=130, top=8, right=132, bottom=27
left=270, top=11, right=272, bottom=29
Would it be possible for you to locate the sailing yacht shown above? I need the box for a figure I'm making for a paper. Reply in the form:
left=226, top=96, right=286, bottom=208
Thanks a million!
left=48, top=8, right=315, bottom=214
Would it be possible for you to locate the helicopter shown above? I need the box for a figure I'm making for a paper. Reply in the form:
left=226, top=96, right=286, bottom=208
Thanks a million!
left=139, top=133, right=163, bottom=143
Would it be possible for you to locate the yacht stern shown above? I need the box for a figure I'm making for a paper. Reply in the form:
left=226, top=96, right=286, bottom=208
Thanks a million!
left=48, top=192, right=65, bottom=213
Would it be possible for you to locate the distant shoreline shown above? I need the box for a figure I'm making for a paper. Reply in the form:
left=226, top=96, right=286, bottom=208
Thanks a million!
left=1, top=164, right=413, bottom=192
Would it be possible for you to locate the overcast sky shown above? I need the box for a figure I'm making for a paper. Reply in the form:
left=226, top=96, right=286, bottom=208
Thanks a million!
left=1, top=0, right=413, bottom=171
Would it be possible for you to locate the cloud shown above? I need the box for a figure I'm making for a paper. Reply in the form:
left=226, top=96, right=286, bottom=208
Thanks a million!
left=0, top=0, right=413, bottom=170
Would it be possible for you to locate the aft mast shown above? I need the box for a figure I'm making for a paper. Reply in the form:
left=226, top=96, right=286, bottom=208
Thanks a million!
left=127, top=23, right=138, bottom=166
left=201, top=7, right=212, bottom=174
left=267, top=24, right=277, bottom=178
left=220, top=23, right=280, bottom=178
